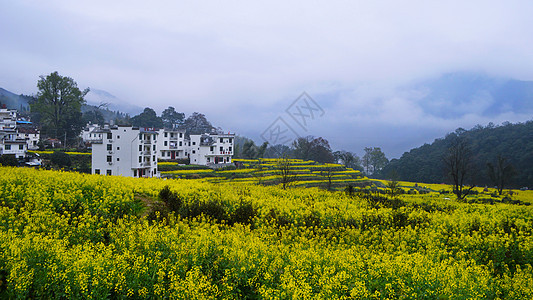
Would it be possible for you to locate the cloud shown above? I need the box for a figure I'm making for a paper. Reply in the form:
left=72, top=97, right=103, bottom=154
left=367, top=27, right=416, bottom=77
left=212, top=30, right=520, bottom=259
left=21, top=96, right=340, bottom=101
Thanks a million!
left=2, top=1, right=533, bottom=157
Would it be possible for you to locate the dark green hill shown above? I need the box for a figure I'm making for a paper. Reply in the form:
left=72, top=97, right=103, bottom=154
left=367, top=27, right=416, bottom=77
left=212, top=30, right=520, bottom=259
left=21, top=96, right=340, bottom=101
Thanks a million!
left=378, top=121, right=533, bottom=188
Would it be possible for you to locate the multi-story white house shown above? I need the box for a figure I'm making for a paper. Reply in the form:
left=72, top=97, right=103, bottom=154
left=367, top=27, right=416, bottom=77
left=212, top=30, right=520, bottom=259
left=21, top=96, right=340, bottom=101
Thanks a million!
left=156, top=128, right=187, bottom=160
left=16, top=127, right=40, bottom=150
left=91, top=125, right=159, bottom=178
left=81, top=124, right=102, bottom=145
left=0, top=109, right=17, bottom=129
left=0, top=128, right=27, bottom=159
left=188, top=133, right=234, bottom=166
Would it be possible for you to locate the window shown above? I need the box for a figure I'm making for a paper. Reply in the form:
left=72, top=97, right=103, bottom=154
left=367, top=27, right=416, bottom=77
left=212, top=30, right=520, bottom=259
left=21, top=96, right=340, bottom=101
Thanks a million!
left=162, top=152, right=165, bottom=157
left=95, top=169, right=100, bottom=174
left=106, top=170, right=112, bottom=176
left=139, top=145, right=142, bottom=151
left=170, top=133, right=173, bottom=138
left=107, top=132, right=112, bottom=139
left=117, top=135, right=120, bottom=139
left=107, top=144, right=112, bottom=151
left=179, top=141, right=182, bottom=146
left=117, top=146, right=120, bottom=150
left=153, top=155, right=156, bottom=161
left=5, top=145, right=10, bottom=150
left=153, top=145, right=156, bottom=150
left=220, top=138, right=223, bottom=143
left=229, top=146, right=232, bottom=152
left=229, top=138, right=233, bottom=143
left=179, top=133, right=183, bottom=138
left=139, top=156, right=142, bottom=163
left=192, top=142, right=196, bottom=145
left=107, top=156, right=112, bottom=162
left=164, top=141, right=167, bottom=146
left=19, top=145, right=24, bottom=150
left=192, top=150, right=196, bottom=154
left=207, top=157, right=211, bottom=162
left=210, top=146, right=214, bottom=152
left=139, top=134, right=143, bottom=140
left=164, top=132, right=168, bottom=137
left=134, top=170, right=137, bottom=177
left=220, top=146, right=223, bottom=152
left=117, top=158, right=120, bottom=161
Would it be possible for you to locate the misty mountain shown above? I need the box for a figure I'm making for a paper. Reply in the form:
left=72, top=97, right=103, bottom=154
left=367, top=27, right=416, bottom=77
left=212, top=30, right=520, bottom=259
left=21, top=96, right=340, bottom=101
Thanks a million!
left=0, top=87, right=32, bottom=110
left=85, top=89, right=143, bottom=116
left=406, top=72, right=533, bottom=119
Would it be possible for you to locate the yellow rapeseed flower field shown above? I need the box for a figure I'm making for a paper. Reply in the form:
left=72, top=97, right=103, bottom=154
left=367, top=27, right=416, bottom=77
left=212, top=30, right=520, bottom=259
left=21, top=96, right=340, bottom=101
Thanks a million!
left=0, top=166, right=532, bottom=298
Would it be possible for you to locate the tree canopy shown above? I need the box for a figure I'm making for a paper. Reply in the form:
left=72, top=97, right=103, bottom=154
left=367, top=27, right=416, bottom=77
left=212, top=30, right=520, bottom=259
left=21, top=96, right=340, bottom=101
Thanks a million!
left=131, top=107, right=163, bottom=128
left=161, top=106, right=185, bottom=128
left=31, top=72, right=89, bottom=145
left=181, top=112, right=215, bottom=136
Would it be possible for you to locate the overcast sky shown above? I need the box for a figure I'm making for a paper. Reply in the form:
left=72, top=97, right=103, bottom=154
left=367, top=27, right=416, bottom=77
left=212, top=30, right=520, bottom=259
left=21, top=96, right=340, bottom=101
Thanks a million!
left=2, top=1, right=533, bottom=157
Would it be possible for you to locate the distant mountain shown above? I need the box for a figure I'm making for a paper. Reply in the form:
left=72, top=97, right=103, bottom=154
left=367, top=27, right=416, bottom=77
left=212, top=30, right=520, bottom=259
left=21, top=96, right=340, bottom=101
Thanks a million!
left=0, top=87, right=33, bottom=110
left=85, top=89, right=143, bottom=116
left=405, top=72, right=533, bottom=119
left=378, top=121, right=533, bottom=188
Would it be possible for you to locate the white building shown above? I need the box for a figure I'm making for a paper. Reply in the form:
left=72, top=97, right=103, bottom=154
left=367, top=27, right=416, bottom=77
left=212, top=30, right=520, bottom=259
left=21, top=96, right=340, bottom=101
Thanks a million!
left=16, top=127, right=40, bottom=150
left=188, top=133, right=234, bottom=166
left=81, top=124, right=102, bottom=145
left=91, top=126, right=159, bottom=177
left=0, top=109, right=17, bottom=129
left=0, top=128, right=27, bottom=159
left=156, top=128, right=187, bottom=160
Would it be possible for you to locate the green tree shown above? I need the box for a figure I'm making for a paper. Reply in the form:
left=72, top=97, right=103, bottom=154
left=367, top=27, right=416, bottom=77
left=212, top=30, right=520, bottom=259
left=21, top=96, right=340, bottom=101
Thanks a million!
left=131, top=107, right=163, bottom=128
left=276, top=156, right=296, bottom=190
left=292, top=136, right=334, bottom=163
left=334, top=150, right=362, bottom=170
left=50, top=151, right=72, bottom=168
left=181, top=112, right=215, bottom=136
left=31, top=72, right=89, bottom=146
left=370, top=147, right=388, bottom=173
left=161, top=106, right=185, bottom=128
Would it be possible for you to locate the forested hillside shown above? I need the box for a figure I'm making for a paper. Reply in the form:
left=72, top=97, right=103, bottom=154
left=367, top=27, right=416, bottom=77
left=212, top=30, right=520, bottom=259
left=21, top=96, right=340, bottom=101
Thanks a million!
left=379, top=121, right=533, bottom=188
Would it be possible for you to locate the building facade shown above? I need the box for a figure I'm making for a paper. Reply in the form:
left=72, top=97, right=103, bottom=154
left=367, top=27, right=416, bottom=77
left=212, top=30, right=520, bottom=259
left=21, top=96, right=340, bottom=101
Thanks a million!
left=188, top=133, right=234, bottom=166
left=91, top=126, right=159, bottom=177
left=156, top=128, right=187, bottom=160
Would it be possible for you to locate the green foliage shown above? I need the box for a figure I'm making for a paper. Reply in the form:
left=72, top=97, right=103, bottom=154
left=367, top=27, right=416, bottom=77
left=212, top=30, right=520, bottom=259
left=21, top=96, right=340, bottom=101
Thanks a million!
left=50, top=151, right=72, bottom=168
left=131, top=107, right=163, bottom=128
left=31, top=72, right=88, bottom=145
left=0, top=154, right=18, bottom=166
left=181, top=112, right=215, bottom=136
left=161, top=106, right=185, bottom=128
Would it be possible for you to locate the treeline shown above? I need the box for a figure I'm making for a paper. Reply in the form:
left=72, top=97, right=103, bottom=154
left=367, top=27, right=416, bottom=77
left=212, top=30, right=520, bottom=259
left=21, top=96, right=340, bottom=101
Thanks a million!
left=378, top=121, right=533, bottom=188
left=233, top=135, right=388, bottom=173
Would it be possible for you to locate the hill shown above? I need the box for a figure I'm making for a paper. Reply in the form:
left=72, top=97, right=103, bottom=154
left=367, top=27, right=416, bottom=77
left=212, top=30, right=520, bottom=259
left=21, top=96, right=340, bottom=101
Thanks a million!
left=0, top=87, right=32, bottom=110
left=379, top=120, right=533, bottom=188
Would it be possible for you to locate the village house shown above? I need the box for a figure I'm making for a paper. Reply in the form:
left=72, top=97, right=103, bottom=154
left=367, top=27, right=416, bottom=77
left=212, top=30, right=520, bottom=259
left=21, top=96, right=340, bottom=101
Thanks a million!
left=187, top=133, right=234, bottom=166
left=156, top=128, right=187, bottom=160
left=0, top=109, right=40, bottom=161
left=90, top=125, right=159, bottom=178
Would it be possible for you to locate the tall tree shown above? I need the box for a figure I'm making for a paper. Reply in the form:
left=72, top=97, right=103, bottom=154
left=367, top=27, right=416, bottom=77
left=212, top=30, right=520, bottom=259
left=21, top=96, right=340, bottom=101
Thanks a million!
left=334, top=150, right=362, bottom=170
left=31, top=72, right=89, bottom=145
left=161, top=106, right=185, bottom=128
left=292, top=136, right=334, bottom=163
left=443, top=136, right=475, bottom=200
left=181, top=112, right=215, bottom=136
left=487, top=155, right=516, bottom=195
left=362, top=147, right=373, bottom=174
left=370, top=147, right=389, bottom=173
left=131, top=107, right=163, bottom=128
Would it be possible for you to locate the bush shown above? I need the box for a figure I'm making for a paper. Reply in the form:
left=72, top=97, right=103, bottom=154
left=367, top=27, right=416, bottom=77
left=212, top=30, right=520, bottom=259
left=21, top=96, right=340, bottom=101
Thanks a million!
left=0, top=154, right=18, bottom=166
left=50, top=151, right=71, bottom=168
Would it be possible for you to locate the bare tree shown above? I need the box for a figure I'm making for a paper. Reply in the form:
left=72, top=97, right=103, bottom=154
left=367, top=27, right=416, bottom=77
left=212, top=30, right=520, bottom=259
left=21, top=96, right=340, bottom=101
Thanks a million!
left=443, top=136, right=475, bottom=200
left=276, top=156, right=296, bottom=190
left=320, top=166, right=335, bottom=191
left=487, top=155, right=516, bottom=195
